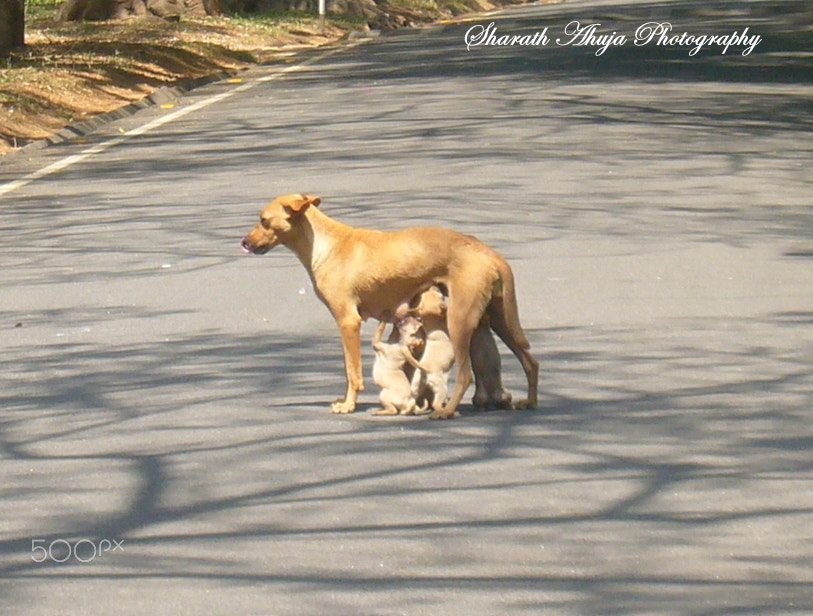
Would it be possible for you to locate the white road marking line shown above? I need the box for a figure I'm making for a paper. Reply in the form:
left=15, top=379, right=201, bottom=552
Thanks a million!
left=0, top=42, right=364, bottom=199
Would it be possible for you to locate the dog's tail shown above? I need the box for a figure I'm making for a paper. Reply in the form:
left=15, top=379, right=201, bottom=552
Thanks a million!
left=490, top=258, right=531, bottom=351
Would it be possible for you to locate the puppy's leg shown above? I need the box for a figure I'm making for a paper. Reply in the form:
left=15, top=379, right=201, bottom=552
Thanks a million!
left=400, top=398, right=418, bottom=416
left=427, top=372, right=449, bottom=413
left=331, top=315, right=364, bottom=414
left=430, top=318, right=475, bottom=420
left=372, top=319, right=387, bottom=352
left=373, top=402, right=399, bottom=416
left=430, top=351, right=472, bottom=419
left=471, top=323, right=492, bottom=408
left=374, top=390, right=415, bottom=416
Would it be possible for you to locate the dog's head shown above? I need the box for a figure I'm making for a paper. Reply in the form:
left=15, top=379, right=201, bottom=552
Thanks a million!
left=240, top=193, right=321, bottom=255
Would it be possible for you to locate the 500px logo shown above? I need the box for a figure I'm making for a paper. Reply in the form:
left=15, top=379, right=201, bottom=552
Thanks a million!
left=31, top=538, right=125, bottom=563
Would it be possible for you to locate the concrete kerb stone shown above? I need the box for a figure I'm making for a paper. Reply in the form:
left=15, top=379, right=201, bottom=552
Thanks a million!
left=19, top=69, right=238, bottom=153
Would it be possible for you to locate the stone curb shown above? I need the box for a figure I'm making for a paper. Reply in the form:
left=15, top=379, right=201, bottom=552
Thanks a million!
left=16, top=69, right=239, bottom=155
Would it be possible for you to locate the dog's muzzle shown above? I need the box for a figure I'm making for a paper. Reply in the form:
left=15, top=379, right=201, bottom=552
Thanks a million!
left=240, top=238, right=255, bottom=254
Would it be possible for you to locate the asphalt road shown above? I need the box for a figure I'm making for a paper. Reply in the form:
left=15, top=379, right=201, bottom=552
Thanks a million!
left=1, top=0, right=811, bottom=614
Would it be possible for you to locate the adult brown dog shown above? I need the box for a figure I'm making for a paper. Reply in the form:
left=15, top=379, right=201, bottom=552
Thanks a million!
left=240, top=193, right=538, bottom=419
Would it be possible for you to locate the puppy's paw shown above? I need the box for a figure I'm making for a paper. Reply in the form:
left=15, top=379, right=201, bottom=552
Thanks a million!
left=372, top=407, right=398, bottom=416
left=331, top=399, right=357, bottom=414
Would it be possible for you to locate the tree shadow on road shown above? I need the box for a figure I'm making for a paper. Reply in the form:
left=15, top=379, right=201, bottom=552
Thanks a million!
left=0, top=310, right=811, bottom=614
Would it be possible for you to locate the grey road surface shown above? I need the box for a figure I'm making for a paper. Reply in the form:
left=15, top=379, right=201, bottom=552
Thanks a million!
left=1, top=0, right=811, bottom=614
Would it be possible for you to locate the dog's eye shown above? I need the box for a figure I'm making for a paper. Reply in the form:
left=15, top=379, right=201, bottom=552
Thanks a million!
left=260, top=218, right=271, bottom=230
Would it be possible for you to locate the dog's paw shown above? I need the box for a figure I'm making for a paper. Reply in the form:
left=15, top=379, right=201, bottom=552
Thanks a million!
left=473, top=389, right=513, bottom=410
left=493, top=390, right=513, bottom=410
left=512, top=398, right=537, bottom=410
left=331, top=399, right=357, bottom=414
left=428, top=408, right=459, bottom=420
left=471, top=392, right=489, bottom=409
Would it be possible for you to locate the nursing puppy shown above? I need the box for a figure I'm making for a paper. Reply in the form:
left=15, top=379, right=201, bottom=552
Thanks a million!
left=409, top=286, right=456, bottom=415
left=371, top=316, right=428, bottom=416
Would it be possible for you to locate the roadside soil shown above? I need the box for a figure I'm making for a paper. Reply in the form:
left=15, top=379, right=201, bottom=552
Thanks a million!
left=0, top=14, right=360, bottom=156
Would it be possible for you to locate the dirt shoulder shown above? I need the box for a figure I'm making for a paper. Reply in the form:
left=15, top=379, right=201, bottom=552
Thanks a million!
left=0, top=14, right=362, bottom=156
left=1, top=2, right=520, bottom=157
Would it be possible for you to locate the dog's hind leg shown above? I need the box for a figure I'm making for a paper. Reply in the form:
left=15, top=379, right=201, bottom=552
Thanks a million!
left=487, top=266, right=538, bottom=409
left=491, top=315, right=538, bottom=409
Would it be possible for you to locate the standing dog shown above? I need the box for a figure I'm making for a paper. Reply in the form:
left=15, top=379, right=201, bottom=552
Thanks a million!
left=241, top=194, right=538, bottom=419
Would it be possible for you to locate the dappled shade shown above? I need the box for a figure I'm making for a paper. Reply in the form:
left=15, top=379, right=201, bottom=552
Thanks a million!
left=57, top=0, right=221, bottom=21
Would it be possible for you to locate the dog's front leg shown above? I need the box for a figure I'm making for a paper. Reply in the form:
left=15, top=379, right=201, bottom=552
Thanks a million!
left=331, top=316, right=364, bottom=414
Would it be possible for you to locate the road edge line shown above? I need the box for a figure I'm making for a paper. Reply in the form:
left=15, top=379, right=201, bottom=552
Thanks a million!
left=0, top=40, right=367, bottom=200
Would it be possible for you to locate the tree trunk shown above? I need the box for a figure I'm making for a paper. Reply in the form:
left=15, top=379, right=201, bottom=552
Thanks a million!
left=57, top=0, right=220, bottom=21
left=0, top=0, right=25, bottom=56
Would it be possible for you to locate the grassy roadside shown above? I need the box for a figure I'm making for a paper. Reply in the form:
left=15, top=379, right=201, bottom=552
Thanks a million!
left=0, top=0, right=509, bottom=157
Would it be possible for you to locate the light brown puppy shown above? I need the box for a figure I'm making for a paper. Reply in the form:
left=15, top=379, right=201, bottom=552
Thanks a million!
left=241, top=194, right=538, bottom=419
left=409, top=286, right=455, bottom=414
left=371, top=317, right=429, bottom=416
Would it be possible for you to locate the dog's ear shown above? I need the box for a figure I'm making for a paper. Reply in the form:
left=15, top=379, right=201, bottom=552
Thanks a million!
left=301, top=194, right=321, bottom=208
left=291, top=194, right=321, bottom=212
left=283, top=194, right=321, bottom=215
